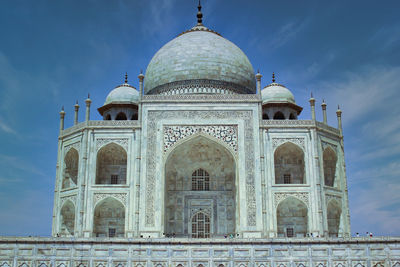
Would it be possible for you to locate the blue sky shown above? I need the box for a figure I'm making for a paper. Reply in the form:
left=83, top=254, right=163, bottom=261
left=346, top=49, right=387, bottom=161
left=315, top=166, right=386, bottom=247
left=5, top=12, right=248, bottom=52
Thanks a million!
left=0, top=0, right=399, bottom=237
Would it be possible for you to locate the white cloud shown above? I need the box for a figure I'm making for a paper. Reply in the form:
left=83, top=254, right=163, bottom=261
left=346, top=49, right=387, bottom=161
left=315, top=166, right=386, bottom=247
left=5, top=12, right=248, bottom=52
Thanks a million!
left=0, top=117, right=16, bottom=134
left=268, top=19, right=310, bottom=50
left=142, top=0, right=178, bottom=38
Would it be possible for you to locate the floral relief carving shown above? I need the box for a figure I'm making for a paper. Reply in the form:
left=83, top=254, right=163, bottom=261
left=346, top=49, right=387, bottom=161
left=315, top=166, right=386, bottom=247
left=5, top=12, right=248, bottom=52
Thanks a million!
left=164, top=125, right=238, bottom=154
left=146, top=110, right=256, bottom=227
left=272, top=138, right=305, bottom=151
left=96, top=138, right=129, bottom=152
left=274, top=192, right=309, bottom=208
left=93, top=193, right=127, bottom=207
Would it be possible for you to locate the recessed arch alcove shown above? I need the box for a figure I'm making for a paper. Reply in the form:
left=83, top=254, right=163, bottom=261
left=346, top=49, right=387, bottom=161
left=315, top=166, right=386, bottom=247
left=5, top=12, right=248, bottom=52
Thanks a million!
left=277, top=197, right=308, bottom=237
left=274, top=142, right=305, bottom=184
left=63, top=148, right=79, bottom=189
left=60, top=200, right=75, bottom=236
left=323, top=147, right=337, bottom=187
left=327, top=199, right=342, bottom=237
left=164, top=135, right=236, bottom=238
left=93, top=197, right=125, bottom=237
left=96, top=143, right=127, bottom=184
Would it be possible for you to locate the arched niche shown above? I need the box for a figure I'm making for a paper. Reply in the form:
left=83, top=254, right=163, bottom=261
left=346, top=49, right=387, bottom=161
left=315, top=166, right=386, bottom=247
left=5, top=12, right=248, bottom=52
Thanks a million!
left=63, top=148, right=79, bottom=189
left=93, top=197, right=125, bottom=237
left=115, top=112, right=127, bottom=120
left=190, top=211, right=211, bottom=238
left=60, top=200, right=75, bottom=236
left=105, top=114, right=111, bottom=120
left=164, top=135, right=236, bottom=238
left=327, top=199, right=341, bottom=237
left=96, top=143, right=127, bottom=184
left=273, top=111, right=285, bottom=120
left=277, top=197, right=308, bottom=237
left=289, top=113, right=296, bottom=120
left=323, top=147, right=337, bottom=187
left=274, top=142, right=305, bottom=184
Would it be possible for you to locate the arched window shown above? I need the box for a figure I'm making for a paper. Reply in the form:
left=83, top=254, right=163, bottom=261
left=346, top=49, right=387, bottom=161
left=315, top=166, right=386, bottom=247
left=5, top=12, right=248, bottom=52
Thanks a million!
left=274, top=142, right=305, bottom=184
left=105, top=114, right=111, bottom=120
left=93, top=197, right=125, bottom=237
left=323, top=147, right=337, bottom=187
left=131, top=112, right=138, bottom=120
left=115, top=112, right=127, bottom=120
left=289, top=113, right=296, bottom=120
left=191, top=168, right=210, bottom=191
left=60, top=201, right=75, bottom=236
left=262, top=113, right=269, bottom=120
left=191, top=212, right=210, bottom=238
left=96, top=143, right=127, bottom=184
left=273, top=111, right=285, bottom=120
left=63, top=148, right=79, bottom=189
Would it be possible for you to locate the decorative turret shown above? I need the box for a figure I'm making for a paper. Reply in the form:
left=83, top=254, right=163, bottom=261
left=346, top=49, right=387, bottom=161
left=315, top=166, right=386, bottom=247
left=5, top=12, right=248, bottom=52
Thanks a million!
left=309, top=92, right=316, bottom=121
left=260, top=73, right=303, bottom=120
left=98, top=74, right=139, bottom=120
left=59, top=106, right=65, bottom=133
left=256, top=70, right=262, bottom=94
left=74, top=101, right=79, bottom=125
left=321, top=100, right=327, bottom=124
left=85, top=94, right=91, bottom=122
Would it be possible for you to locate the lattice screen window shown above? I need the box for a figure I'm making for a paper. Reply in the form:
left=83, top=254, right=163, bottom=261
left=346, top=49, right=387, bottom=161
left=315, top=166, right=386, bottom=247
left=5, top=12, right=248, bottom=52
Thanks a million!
left=191, top=169, right=210, bottom=191
left=191, top=212, right=210, bottom=238
left=283, top=174, right=291, bottom=184
left=111, top=175, right=118, bottom=184
left=286, top=227, right=294, bottom=237
left=108, top=228, right=116, bottom=237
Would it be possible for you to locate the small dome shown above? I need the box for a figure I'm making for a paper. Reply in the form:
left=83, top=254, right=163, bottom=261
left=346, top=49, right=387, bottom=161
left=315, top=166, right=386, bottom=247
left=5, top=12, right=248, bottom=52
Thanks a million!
left=105, top=83, right=139, bottom=105
left=261, top=82, right=295, bottom=104
left=144, top=26, right=256, bottom=95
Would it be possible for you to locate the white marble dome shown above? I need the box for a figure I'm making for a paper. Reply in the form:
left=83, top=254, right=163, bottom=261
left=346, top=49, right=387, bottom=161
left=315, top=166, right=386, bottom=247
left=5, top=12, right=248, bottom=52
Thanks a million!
left=261, top=82, right=295, bottom=104
left=144, top=26, right=256, bottom=95
left=104, top=83, right=139, bottom=105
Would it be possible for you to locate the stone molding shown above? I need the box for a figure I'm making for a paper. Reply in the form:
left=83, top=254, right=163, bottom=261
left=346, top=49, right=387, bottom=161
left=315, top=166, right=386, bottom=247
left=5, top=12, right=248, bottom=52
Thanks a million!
left=322, top=141, right=337, bottom=153
left=163, top=125, right=238, bottom=154
left=263, top=120, right=314, bottom=127
left=96, top=138, right=129, bottom=152
left=61, top=121, right=139, bottom=137
left=93, top=193, right=127, bottom=207
left=274, top=192, right=309, bottom=208
left=145, top=110, right=256, bottom=227
left=272, top=138, right=306, bottom=151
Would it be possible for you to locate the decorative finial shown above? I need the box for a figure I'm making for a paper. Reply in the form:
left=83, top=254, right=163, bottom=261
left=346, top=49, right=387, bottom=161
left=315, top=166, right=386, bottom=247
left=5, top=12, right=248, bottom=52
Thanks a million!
left=272, top=72, right=276, bottom=83
left=88, top=93, right=90, bottom=99
left=61, top=106, right=64, bottom=111
left=197, top=0, right=203, bottom=25
left=140, top=69, right=143, bottom=74
left=75, top=100, right=78, bottom=105
left=125, top=72, right=128, bottom=84
left=311, top=92, right=313, bottom=98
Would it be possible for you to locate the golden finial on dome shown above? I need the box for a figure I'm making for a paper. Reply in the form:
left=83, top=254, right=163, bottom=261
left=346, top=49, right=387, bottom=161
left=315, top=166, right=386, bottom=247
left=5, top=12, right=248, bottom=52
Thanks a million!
left=197, top=0, right=203, bottom=25
left=125, top=72, right=128, bottom=84
left=272, top=72, right=276, bottom=83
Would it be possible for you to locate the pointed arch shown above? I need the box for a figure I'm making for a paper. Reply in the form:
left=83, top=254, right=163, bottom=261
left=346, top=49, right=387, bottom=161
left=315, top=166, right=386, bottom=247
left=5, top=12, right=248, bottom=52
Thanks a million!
left=273, top=111, right=285, bottom=120
left=327, top=199, right=342, bottom=237
left=191, top=211, right=211, bottom=238
left=96, top=143, right=127, bottom=184
left=115, top=112, right=127, bottom=120
left=289, top=113, right=296, bottom=120
left=323, top=147, right=337, bottom=187
left=105, top=114, right=111, bottom=120
left=191, top=168, right=210, bottom=191
left=93, top=197, right=125, bottom=237
left=274, top=142, right=305, bottom=184
left=164, top=135, right=235, bottom=237
left=60, top=200, right=75, bottom=236
left=63, top=148, right=79, bottom=189
left=277, top=196, right=308, bottom=237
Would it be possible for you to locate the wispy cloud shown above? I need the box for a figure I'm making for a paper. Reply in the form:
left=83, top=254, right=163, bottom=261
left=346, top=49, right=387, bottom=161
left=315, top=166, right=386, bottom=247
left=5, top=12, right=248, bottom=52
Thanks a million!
left=141, top=0, right=178, bottom=38
left=0, top=116, right=16, bottom=134
left=269, top=19, right=310, bottom=50
left=0, top=153, right=46, bottom=177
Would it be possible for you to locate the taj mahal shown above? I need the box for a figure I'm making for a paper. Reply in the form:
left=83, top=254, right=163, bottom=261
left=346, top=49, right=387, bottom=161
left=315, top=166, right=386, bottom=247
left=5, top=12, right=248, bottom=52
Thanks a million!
left=1, top=2, right=399, bottom=267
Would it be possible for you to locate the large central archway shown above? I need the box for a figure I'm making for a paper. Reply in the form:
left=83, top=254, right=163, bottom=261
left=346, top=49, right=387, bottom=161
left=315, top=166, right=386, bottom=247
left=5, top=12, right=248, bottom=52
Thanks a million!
left=164, top=135, right=236, bottom=238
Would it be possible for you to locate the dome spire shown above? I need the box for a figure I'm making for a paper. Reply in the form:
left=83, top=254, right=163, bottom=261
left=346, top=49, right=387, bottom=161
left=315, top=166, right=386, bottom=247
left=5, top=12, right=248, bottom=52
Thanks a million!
left=125, top=72, right=128, bottom=84
left=272, top=72, right=276, bottom=83
left=197, top=0, right=203, bottom=25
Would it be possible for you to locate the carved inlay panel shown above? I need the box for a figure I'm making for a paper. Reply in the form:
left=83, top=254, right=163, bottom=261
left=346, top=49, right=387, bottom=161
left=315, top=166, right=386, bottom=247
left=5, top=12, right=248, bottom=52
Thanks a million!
left=64, top=142, right=80, bottom=154
left=272, top=138, right=305, bottom=151
left=163, top=125, right=238, bottom=154
left=96, top=138, right=129, bottom=152
left=93, top=193, right=127, bottom=207
left=326, top=194, right=342, bottom=205
left=274, top=192, right=309, bottom=207
left=146, top=110, right=256, bottom=226
left=60, top=195, right=77, bottom=207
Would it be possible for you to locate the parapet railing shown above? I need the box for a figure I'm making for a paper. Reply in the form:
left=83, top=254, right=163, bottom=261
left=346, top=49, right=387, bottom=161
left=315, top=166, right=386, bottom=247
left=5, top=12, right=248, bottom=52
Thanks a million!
left=61, top=120, right=140, bottom=137
left=262, top=120, right=341, bottom=135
